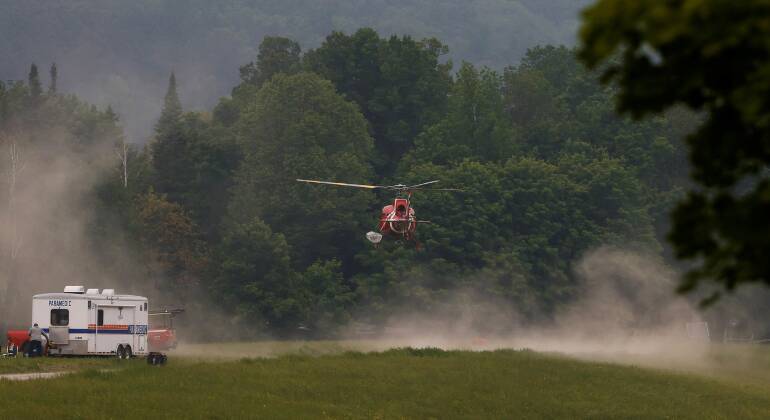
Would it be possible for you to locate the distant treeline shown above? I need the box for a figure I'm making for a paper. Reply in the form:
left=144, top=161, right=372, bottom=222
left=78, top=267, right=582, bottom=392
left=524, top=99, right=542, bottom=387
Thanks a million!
left=0, top=29, right=696, bottom=336
left=0, top=0, right=588, bottom=142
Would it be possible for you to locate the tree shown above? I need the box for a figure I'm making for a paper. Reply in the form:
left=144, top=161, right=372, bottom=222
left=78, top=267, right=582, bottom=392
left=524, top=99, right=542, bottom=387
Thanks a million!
left=155, top=72, right=182, bottom=137
left=211, top=218, right=306, bottom=331
left=403, top=62, right=516, bottom=167
left=48, top=62, right=57, bottom=94
left=502, top=50, right=571, bottom=159
left=579, top=0, right=770, bottom=297
left=168, top=113, right=240, bottom=237
left=115, top=139, right=129, bottom=188
left=151, top=73, right=191, bottom=206
left=136, top=190, right=208, bottom=300
left=27, top=64, right=42, bottom=99
left=305, top=28, right=452, bottom=175
left=301, top=259, right=354, bottom=331
left=239, top=37, right=301, bottom=89
left=228, top=72, right=375, bottom=269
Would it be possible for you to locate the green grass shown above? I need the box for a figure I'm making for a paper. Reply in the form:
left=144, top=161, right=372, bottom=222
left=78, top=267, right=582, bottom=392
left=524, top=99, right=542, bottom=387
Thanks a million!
left=1, top=348, right=769, bottom=419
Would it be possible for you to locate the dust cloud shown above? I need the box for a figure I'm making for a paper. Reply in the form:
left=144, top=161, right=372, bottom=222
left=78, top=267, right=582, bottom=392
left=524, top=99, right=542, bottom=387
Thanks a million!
left=0, top=124, right=147, bottom=335
left=346, top=248, right=726, bottom=372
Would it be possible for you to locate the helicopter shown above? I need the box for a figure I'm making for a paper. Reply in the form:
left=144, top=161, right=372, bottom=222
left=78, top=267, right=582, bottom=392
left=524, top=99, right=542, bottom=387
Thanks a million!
left=296, top=179, right=461, bottom=248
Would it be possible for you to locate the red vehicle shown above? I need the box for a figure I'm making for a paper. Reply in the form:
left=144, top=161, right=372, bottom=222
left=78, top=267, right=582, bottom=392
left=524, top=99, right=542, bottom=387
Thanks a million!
left=148, top=308, right=184, bottom=352
left=5, top=329, right=49, bottom=357
left=296, top=179, right=461, bottom=247
left=6, top=330, right=35, bottom=356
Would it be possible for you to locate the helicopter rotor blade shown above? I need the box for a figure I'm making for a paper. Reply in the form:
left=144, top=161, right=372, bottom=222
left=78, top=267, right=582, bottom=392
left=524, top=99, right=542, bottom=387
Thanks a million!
left=297, top=178, right=462, bottom=192
left=410, top=187, right=465, bottom=192
left=296, top=179, right=385, bottom=189
left=407, top=180, right=440, bottom=189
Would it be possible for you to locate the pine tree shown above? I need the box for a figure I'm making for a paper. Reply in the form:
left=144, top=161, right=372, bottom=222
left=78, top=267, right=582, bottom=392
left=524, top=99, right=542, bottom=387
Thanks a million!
left=48, top=63, right=58, bottom=94
left=28, top=63, right=42, bottom=98
left=151, top=72, right=189, bottom=206
left=155, top=72, right=182, bottom=137
left=105, top=105, right=118, bottom=122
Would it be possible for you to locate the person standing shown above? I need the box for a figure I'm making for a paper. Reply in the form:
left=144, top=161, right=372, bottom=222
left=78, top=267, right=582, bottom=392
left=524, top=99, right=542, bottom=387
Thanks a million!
left=28, top=323, right=45, bottom=357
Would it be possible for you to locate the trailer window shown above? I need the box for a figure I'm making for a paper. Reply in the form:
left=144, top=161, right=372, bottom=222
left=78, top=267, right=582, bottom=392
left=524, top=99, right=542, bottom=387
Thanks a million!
left=51, top=309, right=69, bottom=326
left=97, top=309, right=104, bottom=326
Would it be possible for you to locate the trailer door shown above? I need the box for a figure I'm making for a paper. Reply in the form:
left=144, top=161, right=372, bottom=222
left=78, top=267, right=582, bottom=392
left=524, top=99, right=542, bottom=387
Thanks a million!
left=88, top=303, right=101, bottom=353
left=124, top=306, right=135, bottom=352
left=136, top=306, right=147, bottom=354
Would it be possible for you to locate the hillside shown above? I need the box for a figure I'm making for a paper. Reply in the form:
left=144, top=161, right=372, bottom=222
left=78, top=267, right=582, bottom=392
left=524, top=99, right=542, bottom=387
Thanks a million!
left=0, top=0, right=589, bottom=141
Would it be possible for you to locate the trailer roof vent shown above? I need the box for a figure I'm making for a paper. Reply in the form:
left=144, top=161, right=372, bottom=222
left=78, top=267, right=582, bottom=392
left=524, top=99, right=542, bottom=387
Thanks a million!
left=101, top=289, right=115, bottom=296
left=63, top=285, right=85, bottom=294
left=86, top=288, right=99, bottom=295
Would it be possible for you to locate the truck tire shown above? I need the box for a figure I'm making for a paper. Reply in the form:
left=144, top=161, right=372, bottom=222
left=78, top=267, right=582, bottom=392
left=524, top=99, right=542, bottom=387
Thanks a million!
left=125, top=346, right=133, bottom=359
left=117, top=345, right=125, bottom=359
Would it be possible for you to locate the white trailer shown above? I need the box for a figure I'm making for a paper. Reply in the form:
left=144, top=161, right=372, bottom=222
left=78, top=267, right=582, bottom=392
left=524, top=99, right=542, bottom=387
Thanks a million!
left=35, top=286, right=149, bottom=358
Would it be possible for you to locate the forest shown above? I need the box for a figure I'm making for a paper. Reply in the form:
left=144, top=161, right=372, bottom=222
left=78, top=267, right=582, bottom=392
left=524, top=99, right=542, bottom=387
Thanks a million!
left=1, top=28, right=699, bottom=336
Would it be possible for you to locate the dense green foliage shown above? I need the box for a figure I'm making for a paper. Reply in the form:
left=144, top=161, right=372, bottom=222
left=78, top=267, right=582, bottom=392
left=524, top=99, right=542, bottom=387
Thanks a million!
left=97, top=31, right=693, bottom=334
left=2, top=348, right=770, bottom=418
left=304, top=29, right=453, bottom=172
left=579, top=0, right=770, bottom=298
left=2, top=26, right=696, bottom=335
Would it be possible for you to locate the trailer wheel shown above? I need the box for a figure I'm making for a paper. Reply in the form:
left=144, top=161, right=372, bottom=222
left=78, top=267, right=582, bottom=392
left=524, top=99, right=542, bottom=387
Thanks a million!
left=147, top=353, right=166, bottom=366
left=116, top=345, right=126, bottom=359
left=125, top=346, right=133, bottom=359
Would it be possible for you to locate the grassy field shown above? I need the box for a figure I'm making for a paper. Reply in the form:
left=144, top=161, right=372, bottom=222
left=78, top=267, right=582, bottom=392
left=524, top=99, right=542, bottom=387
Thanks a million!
left=0, top=356, right=117, bottom=375
left=1, top=346, right=770, bottom=419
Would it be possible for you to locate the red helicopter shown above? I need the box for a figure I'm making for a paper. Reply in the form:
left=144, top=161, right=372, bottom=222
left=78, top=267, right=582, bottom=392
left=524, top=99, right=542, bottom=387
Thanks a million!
left=296, top=179, right=461, bottom=248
